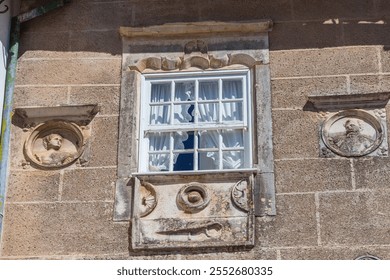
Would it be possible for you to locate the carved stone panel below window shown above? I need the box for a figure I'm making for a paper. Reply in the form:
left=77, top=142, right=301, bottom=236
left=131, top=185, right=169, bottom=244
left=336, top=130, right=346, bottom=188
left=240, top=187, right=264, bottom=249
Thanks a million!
left=132, top=175, right=254, bottom=250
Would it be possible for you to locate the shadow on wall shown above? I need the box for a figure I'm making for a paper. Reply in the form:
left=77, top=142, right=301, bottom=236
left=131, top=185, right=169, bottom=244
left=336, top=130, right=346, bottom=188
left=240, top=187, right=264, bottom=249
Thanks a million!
left=15, top=0, right=390, bottom=57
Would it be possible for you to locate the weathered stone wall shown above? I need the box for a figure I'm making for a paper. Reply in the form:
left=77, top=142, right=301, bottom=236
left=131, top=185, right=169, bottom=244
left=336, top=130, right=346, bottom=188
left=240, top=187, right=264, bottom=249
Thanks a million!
left=1, top=0, right=390, bottom=259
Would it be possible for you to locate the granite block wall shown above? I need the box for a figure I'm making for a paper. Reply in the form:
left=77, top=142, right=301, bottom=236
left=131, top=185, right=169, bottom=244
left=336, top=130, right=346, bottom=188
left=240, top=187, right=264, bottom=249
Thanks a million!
left=1, top=0, right=390, bottom=259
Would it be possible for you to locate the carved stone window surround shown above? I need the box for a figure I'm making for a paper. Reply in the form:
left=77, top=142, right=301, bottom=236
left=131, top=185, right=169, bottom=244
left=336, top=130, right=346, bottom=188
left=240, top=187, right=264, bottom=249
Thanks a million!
left=116, top=21, right=275, bottom=250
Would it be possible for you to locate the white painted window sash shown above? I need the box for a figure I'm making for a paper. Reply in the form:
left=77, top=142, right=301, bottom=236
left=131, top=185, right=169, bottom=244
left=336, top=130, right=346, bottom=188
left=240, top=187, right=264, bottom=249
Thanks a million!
left=139, top=69, right=252, bottom=173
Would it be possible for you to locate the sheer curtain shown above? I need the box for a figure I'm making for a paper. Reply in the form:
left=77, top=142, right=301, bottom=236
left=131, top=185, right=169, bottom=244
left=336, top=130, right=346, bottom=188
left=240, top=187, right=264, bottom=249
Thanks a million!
left=198, top=80, right=244, bottom=169
left=148, top=83, right=189, bottom=171
left=221, top=80, right=243, bottom=169
left=149, top=83, right=171, bottom=171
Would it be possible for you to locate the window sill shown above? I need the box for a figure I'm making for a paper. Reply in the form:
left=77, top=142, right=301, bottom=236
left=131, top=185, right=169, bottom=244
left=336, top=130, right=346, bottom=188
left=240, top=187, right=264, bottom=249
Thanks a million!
left=133, top=168, right=257, bottom=181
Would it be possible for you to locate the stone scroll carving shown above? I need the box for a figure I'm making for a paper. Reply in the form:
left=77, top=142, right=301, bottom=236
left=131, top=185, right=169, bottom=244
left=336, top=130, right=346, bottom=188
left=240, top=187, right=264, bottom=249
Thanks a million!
left=320, top=109, right=387, bottom=158
left=23, top=121, right=89, bottom=169
left=129, top=53, right=257, bottom=72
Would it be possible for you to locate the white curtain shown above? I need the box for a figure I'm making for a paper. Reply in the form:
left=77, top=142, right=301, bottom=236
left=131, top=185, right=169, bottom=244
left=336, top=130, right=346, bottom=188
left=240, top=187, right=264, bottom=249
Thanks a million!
left=174, top=82, right=194, bottom=124
left=148, top=83, right=189, bottom=171
left=198, top=80, right=243, bottom=169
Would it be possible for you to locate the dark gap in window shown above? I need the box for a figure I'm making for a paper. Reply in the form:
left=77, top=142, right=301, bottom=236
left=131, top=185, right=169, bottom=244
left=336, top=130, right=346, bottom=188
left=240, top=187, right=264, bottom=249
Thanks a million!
left=174, top=131, right=194, bottom=171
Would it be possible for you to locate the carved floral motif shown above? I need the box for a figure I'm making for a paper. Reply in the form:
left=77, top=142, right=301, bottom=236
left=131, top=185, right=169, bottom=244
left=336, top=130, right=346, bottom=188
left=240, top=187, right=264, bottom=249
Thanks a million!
left=139, top=182, right=157, bottom=217
left=231, top=179, right=250, bottom=212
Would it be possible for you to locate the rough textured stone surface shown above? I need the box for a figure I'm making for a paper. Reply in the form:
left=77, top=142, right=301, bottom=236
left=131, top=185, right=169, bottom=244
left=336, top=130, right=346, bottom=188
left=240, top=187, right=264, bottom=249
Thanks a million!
left=257, top=194, right=317, bottom=247
left=270, top=47, right=379, bottom=78
left=272, top=110, right=319, bottom=159
left=291, top=0, right=376, bottom=20
left=354, top=158, right=390, bottom=190
left=4, top=0, right=390, bottom=260
left=272, top=76, right=348, bottom=109
left=88, top=117, right=119, bottom=167
left=70, top=30, right=122, bottom=56
left=280, top=247, right=390, bottom=260
left=270, top=22, right=343, bottom=50
left=319, top=190, right=390, bottom=246
left=19, top=31, right=70, bottom=58
left=275, top=159, right=352, bottom=193
left=69, top=86, right=120, bottom=115
left=16, top=59, right=121, bottom=85
left=380, top=48, right=390, bottom=73
left=6, top=171, right=60, bottom=202
left=1, top=202, right=129, bottom=257
left=62, top=168, right=116, bottom=201
left=13, top=86, right=68, bottom=107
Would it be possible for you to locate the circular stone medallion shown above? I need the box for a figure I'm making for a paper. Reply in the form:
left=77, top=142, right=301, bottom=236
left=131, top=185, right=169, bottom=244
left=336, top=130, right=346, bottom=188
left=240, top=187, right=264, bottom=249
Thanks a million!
left=24, top=121, right=85, bottom=169
left=176, top=183, right=210, bottom=213
left=322, top=110, right=384, bottom=157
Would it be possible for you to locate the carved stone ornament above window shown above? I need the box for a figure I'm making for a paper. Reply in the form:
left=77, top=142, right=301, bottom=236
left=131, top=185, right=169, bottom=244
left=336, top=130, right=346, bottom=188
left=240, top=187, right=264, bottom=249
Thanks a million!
left=117, top=20, right=274, bottom=251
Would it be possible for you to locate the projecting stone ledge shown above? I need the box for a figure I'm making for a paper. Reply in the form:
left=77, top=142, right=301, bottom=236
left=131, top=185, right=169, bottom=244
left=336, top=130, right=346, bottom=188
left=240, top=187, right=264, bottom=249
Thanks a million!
left=119, top=20, right=273, bottom=38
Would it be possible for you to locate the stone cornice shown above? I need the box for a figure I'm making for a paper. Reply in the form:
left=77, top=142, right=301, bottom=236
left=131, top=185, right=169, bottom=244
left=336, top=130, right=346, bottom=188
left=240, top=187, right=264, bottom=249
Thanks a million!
left=120, top=20, right=273, bottom=39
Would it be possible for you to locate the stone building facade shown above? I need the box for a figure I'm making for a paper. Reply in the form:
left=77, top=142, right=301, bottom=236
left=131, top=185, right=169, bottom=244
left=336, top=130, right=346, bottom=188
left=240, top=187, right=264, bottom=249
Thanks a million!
left=1, top=0, right=390, bottom=259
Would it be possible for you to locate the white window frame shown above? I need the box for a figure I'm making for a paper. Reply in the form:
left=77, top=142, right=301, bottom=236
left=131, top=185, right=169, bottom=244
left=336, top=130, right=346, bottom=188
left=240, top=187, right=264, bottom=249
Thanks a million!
left=138, top=69, right=253, bottom=174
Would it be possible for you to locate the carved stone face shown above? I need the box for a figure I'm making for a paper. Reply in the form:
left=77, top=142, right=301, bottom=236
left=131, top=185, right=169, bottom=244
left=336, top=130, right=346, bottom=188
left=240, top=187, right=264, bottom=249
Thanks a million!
left=44, top=134, right=63, bottom=150
left=344, top=119, right=360, bottom=135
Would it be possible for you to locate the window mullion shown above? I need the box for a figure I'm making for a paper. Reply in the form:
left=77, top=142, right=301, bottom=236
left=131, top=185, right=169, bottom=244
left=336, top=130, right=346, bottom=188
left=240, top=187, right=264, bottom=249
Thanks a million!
left=218, top=78, right=223, bottom=123
left=169, top=132, right=174, bottom=171
left=194, top=130, right=198, bottom=171
left=194, top=79, right=199, bottom=125
left=170, top=80, right=175, bottom=125
left=218, top=129, right=223, bottom=170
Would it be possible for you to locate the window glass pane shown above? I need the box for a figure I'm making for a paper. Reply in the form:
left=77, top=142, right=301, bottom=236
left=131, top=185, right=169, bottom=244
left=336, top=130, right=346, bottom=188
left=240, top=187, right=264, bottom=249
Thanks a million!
left=174, top=131, right=193, bottom=150
left=175, top=81, right=195, bottom=101
left=174, top=104, right=194, bottom=124
left=222, top=151, right=243, bottom=169
left=223, top=79, right=242, bottom=99
left=149, top=132, right=170, bottom=151
left=199, top=151, right=218, bottom=170
left=199, top=130, right=219, bottom=149
left=150, top=105, right=171, bottom=124
left=222, top=102, right=243, bottom=121
left=149, top=153, right=170, bottom=172
left=222, top=129, right=243, bottom=148
left=198, top=102, right=218, bottom=123
left=199, top=81, right=218, bottom=100
left=151, top=83, right=171, bottom=102
left=173, top=152, right=193, bottom=171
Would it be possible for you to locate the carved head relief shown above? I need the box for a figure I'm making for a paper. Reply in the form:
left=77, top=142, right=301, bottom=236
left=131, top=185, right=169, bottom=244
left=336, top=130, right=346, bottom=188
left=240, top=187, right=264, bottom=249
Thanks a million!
left=24, top=121, right=87, bottom=169
left=176, top=183, right=210, bottom=213
left=322, top=110, right=384, bottom=157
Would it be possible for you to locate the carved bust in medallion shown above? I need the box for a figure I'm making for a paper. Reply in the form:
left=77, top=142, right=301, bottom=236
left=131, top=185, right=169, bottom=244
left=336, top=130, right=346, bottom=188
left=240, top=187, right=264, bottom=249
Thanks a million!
left=24, top=121, right=87, bottom=169
left=322, top=110, right=384, bottom=157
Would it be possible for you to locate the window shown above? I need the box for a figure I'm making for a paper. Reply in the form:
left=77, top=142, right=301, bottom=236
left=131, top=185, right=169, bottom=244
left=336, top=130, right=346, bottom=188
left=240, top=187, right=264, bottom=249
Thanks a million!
left=115, top=20, right=276, bottom=223
left=138, top=70, right=252, bottom=173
